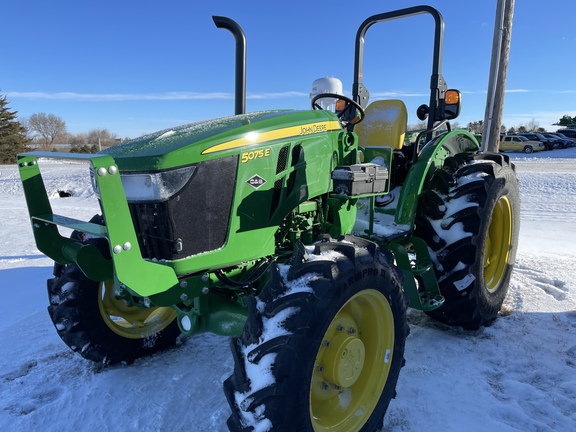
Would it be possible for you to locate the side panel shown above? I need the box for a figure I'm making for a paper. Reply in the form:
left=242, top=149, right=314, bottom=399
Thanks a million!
left=170, top=128, right=344, bottom=276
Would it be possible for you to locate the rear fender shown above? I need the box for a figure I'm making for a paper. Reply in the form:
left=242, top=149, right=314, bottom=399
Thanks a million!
left=394, top=130, right=480, bottom=227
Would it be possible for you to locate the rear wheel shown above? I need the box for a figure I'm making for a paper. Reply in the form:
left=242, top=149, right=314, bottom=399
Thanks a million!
left=224, top=237, right=408, bottom=431
left=415, top=152, right=520, bottom=329
left=48, top=258, right=180, bottom=364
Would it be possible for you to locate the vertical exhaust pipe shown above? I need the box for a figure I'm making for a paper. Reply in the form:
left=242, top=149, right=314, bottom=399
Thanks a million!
left=213, top=16, right=246, bottom=115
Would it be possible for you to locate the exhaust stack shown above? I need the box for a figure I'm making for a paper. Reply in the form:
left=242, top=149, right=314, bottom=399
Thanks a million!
left=213, top=16, right=247, bottom=115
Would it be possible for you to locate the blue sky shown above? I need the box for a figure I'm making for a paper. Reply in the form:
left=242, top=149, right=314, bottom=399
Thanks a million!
left=3, top=0, right=575, bottom=139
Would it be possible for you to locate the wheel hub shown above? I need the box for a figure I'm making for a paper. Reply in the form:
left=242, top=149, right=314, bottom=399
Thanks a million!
left=324, top=333, right=365, bottom=387
left=484, top=196, right=513, bottom=292
left=310, top=289, right=395, bottom=432
left=99, top=280, right=177, bottom=338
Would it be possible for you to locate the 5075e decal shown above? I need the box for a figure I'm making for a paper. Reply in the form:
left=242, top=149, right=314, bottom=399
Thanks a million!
left=241, top=148, right=270, bottom=164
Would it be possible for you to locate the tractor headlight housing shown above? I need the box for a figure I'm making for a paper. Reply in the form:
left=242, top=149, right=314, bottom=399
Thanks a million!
left=91, top=165, right=196, bottom=203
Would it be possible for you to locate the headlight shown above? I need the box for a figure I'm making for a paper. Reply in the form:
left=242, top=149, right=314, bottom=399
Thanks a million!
left=91, top=165, right=196, bottom=203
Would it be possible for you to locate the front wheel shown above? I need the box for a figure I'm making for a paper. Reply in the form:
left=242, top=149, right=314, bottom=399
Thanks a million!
left=224, top=237, right=408, bottom=431
left=523, top=145, right=533, bottom=154
left=48, top=262, right=180, bottom=364
left=415, top=152, right=520, bottom=329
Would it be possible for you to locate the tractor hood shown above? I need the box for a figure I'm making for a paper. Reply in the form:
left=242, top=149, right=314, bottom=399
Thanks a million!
left=102, top=109, right=341, bottom=171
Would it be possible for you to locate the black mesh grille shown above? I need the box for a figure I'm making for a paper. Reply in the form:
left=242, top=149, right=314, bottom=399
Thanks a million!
left=276, top=145, right=289, bottom=174
left=128, top=156, right=238, bottom=260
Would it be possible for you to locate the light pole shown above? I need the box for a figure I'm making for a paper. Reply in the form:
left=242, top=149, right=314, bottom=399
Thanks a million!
left=482, top=0, right=515, bottom=152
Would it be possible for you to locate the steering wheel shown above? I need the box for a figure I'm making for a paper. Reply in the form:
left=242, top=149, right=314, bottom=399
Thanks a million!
left=311, top=93, right=365, bottom=125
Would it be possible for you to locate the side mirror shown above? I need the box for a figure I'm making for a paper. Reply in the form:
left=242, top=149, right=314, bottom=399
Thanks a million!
left=417, top=90, right=461, bottom=122
left=442, top=89, right=461, bottom=120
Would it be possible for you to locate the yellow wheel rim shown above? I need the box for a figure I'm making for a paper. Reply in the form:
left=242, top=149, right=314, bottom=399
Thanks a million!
left=310, top=289, right=395, bottom=432
left=484, top=196, right=513, bottom=292
left=98, top=280, right=177, bottom=339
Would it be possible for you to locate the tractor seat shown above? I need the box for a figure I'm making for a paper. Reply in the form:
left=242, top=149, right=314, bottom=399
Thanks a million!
left=354, top=99, right=408, bottom=150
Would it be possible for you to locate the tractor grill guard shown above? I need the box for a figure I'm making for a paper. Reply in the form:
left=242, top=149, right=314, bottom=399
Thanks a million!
left=128, top=156, right=238, bottom=260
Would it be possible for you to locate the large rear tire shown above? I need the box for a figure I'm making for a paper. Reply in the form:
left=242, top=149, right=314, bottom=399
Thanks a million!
left=224, top=236, right=408, bottom=431
left=48, top=256, right=180, bottom=365
left=415, top=152, right=520, bottom=329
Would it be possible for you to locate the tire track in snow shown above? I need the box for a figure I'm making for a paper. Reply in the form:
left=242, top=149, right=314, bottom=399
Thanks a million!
left=513, top=260, right=569, bottom=301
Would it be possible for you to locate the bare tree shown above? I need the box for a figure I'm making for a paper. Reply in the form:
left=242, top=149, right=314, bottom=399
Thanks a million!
left=86, top=128, right=118, bottom=149
left=67, top=132, right=88, bottom=146
left=406, top=121, right=428, bottom=131
left=26, top=113, right=67, bottom=149
left=467, top=120, right=484, bottom=134
left=526, top=118, right=540, bottom=132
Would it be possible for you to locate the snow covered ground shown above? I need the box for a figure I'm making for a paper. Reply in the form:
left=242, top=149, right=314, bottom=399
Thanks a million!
left=1, top=148, right=575, bottom=431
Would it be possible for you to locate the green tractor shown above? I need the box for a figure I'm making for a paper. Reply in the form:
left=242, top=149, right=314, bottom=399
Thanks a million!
left=18, top=6, right=519, bottom=432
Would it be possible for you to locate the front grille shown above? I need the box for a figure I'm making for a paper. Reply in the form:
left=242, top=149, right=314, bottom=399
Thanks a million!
left=128, top=156, right=238, bottom=260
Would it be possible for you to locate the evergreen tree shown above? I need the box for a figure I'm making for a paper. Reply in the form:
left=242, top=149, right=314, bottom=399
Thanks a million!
left=0, top=93, right=28, bottom=164
left=558, top=115, right=576, bottom=127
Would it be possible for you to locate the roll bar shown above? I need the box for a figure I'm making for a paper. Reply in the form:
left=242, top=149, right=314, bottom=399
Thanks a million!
left=352, top=6, right=447, bottom=136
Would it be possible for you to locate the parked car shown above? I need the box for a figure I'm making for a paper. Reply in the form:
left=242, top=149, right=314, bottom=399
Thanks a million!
left=500, top=135, right=545, bottom=153
left=518, top=132, right=555, bottom=150
left=542, top=133, right=574, bottom=148
left=556, top=129, right=576, bottom=139
left=554, top=131, right=576, bottom=147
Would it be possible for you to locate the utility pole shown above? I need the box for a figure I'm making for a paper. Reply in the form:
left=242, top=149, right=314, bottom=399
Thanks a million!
left=482, top=0, right=515, bottom=152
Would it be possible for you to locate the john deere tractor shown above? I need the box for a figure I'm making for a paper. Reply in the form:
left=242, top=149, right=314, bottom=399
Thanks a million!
left=18, top=6, right=519, bottom=432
